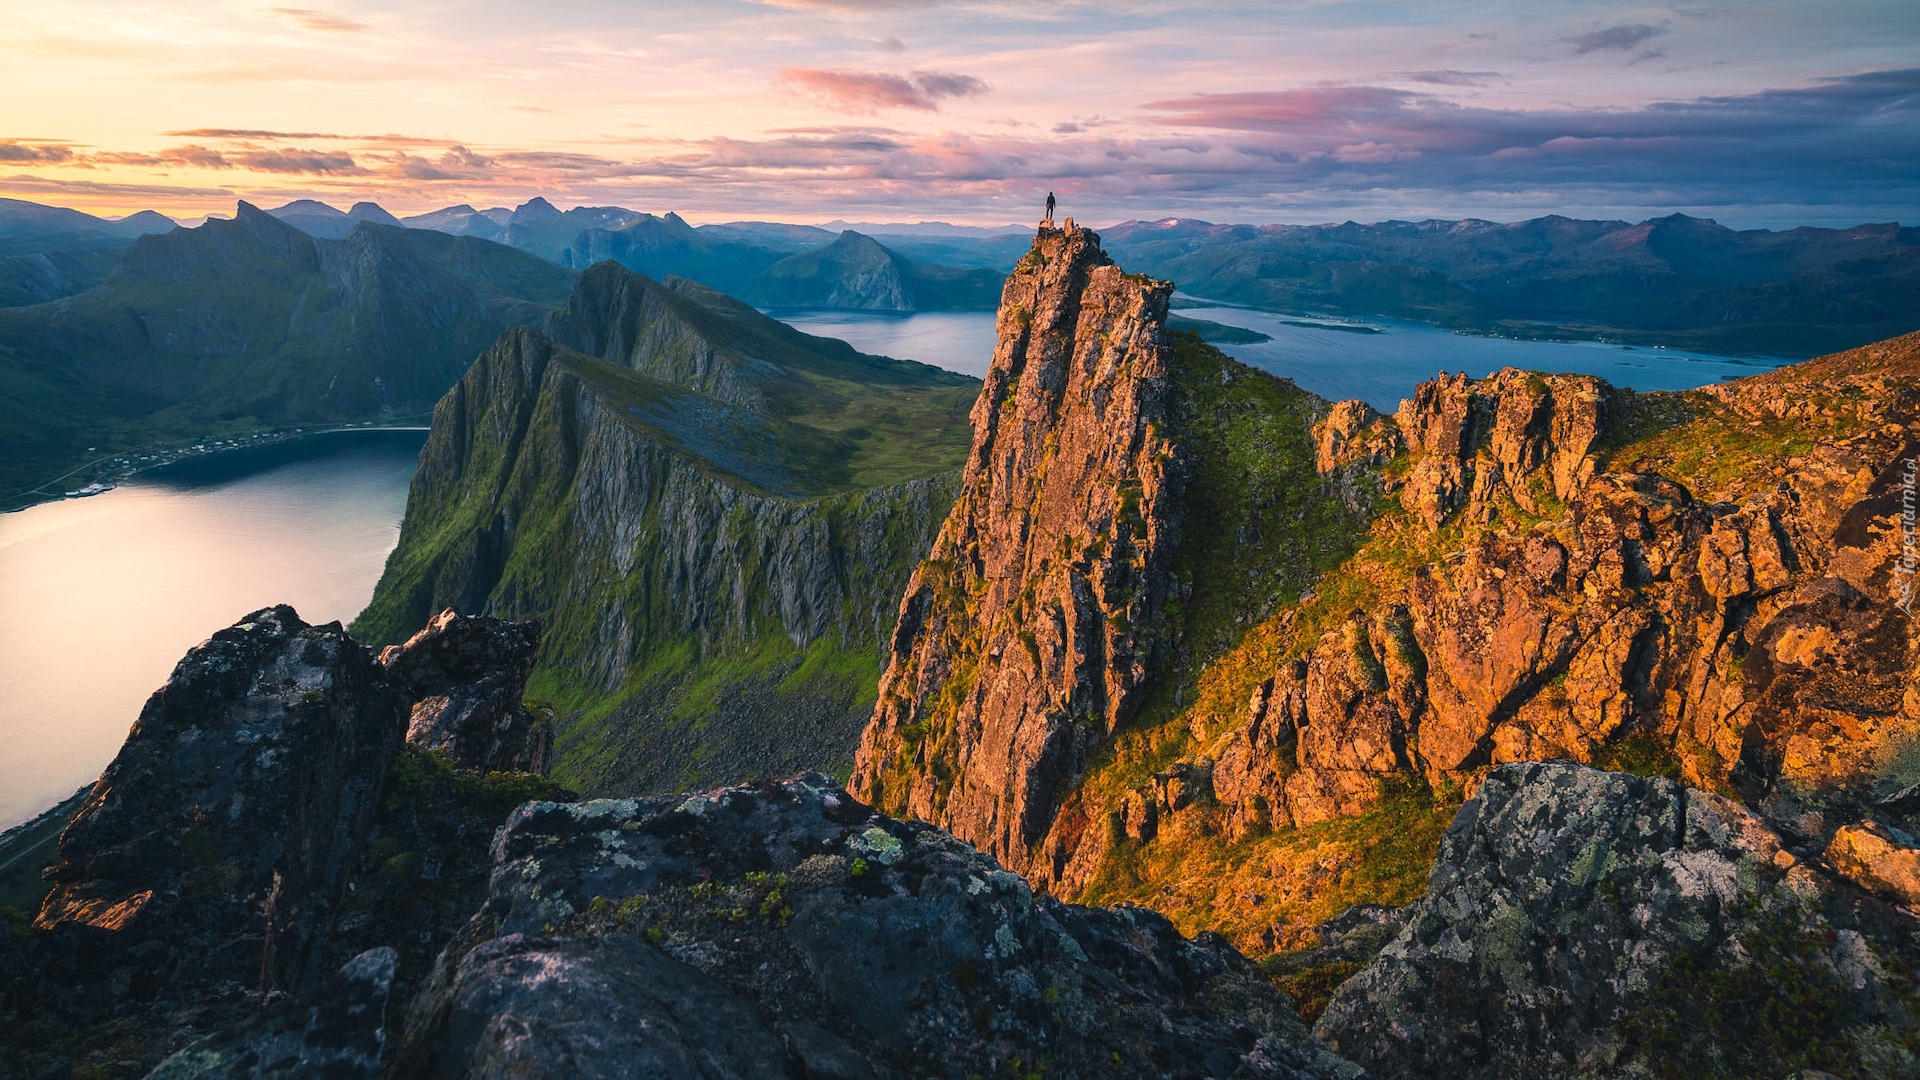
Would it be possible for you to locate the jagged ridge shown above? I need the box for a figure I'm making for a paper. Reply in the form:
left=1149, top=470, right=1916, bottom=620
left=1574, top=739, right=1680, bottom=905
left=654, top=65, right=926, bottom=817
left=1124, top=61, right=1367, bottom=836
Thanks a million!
left=355, top=261, right=981, bottom=799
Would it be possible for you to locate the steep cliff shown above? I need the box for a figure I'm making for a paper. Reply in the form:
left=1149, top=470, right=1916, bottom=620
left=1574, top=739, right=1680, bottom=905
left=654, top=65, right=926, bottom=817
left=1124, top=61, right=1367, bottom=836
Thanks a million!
left=355, top=262, right=980, bottom=798
left=842, top=231, right=1920, bottom=1073
left=853, top=221, right=1920, bottom=972
left=1056, top=332, right=1920, bottom=953
left=853, top=222, right=1369, bottom=877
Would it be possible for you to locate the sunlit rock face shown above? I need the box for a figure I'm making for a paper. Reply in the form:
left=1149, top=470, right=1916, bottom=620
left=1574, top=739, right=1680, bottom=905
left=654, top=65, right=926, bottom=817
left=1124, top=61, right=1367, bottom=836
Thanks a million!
left=854, top=222, right=1186, bottom=875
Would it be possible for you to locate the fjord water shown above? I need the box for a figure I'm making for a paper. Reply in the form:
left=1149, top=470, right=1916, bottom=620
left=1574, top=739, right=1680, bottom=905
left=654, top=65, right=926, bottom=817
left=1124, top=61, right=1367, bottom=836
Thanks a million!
left=0, top=430, right=425, bottom=829
left=777, top=310, right=1001, bottom=379
left=779, top=305, right=1789, bottom=408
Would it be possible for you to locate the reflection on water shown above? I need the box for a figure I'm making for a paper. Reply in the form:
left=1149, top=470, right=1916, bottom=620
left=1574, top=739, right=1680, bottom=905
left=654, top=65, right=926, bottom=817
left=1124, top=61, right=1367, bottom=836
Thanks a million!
left=773, top=304, right=1794, bottom=411
left=774, top=309, right=1000, bottom=379
left=0, top=430, right=425, bottom=829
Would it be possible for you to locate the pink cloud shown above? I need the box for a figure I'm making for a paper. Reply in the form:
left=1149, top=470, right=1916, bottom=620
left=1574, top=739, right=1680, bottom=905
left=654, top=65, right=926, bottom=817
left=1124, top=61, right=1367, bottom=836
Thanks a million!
left=777, top=68, right=988, bottom=112
left=0, top=142, right=77, bottom=164
left=233, top=148, right=365, bottom=174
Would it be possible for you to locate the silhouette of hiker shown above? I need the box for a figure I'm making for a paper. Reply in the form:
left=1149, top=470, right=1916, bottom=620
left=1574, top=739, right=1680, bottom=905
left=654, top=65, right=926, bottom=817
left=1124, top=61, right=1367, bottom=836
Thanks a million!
left=1044, top=191, right=1056, bottom=226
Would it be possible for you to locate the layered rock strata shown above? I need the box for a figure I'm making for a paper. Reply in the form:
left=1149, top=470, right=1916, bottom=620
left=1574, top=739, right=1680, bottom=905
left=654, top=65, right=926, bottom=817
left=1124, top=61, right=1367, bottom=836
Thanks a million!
left=853, top=222, right=1185, bottom=872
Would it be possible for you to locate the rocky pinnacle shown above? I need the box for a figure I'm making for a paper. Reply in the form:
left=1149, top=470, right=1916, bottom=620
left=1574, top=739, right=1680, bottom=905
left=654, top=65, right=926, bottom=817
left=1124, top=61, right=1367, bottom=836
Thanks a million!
left=852, top=223, right=1184, bottom=875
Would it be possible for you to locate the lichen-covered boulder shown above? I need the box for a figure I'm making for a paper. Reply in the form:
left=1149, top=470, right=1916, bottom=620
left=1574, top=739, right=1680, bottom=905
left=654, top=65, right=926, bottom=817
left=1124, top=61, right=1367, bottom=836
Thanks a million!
left=1315, top=761, right=1920, bottom=1079
left=380, top=607, right=549, bottom=773
left=396, top=774, right=1363, bottom=1080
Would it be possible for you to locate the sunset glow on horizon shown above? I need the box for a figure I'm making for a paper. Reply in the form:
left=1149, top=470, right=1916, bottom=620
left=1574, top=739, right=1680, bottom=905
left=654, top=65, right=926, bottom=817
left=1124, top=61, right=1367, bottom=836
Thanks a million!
left=2, top=0, right=1916, bottom=228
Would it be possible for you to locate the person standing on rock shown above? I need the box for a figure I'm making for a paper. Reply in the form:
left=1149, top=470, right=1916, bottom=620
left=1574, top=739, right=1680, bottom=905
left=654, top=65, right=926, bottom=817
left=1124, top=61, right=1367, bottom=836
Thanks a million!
left=1044, top=191, right=1056, bottom=226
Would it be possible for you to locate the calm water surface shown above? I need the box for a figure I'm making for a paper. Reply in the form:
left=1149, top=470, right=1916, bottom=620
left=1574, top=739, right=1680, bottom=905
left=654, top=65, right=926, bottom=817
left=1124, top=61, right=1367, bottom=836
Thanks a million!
left=0, top=430, right=424, bottom=829
left=777, top=305, right=1793, bottom=409
left=777, top=310, right=1001, bottom=379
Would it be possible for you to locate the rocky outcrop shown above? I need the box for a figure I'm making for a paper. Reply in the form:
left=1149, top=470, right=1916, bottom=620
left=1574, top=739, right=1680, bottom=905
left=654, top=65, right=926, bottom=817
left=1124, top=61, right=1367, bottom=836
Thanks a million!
left=1825, top=819, right=1920, bottom=913
left=1316, top=762, right=1920, bottom=1079
left=356, top=262, right=979, bottom=798
left=1391, top=368, right=1612, bottom=528
left=147, top=947, right=397, bottom=1079
left=5, top=607, right=559, bottom=1077
left=393, top=774, right=1363, bottom=1080
left=1193, top=338, right=1920, bottom=851
left=34, top=606, right=407, bottom=993
left=382, top=608, right=549, bottom=773
left=853, top=223, right=1185, bottom=873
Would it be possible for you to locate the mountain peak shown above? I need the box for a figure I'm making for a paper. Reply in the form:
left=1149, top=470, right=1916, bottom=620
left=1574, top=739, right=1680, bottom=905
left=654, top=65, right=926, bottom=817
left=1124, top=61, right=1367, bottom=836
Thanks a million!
left=347, top=201, right=402, bottom=226
left=269, top=199, right=348, bottom=220
left=511, top=196, right=562, bottom=224
left=851, top=220, right=1182, bottom=867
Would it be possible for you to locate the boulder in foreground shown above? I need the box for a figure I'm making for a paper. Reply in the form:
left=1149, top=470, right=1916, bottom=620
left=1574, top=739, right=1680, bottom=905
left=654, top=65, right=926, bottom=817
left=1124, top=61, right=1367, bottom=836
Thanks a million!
left=1316, top=761, right=1920, bottom=1079
left=396, top=774, right=1365, bottom=1080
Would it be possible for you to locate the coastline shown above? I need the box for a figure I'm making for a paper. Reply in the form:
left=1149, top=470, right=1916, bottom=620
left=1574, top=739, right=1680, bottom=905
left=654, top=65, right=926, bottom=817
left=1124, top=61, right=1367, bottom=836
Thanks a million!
left=1, top=420, right=433, bottom=515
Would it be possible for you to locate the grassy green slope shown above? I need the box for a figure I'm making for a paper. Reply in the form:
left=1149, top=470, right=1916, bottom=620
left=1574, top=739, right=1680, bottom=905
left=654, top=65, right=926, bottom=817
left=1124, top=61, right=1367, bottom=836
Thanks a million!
left=354, top=269, right=980, bottom=798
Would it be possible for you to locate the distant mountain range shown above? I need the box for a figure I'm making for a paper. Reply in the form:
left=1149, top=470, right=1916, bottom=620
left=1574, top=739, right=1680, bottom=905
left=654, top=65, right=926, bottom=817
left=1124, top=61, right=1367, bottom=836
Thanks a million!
left=386, top=197, right=1003, bottom=310
left=0, top=202, right=572, bottom=501
left=5, top=194, right=1909, bottom=355
left=0, top=197, right=180, bottom=305
left=1, top=194, right=1914, bottom=504
left=1102, top=214, right=1920, bottom=355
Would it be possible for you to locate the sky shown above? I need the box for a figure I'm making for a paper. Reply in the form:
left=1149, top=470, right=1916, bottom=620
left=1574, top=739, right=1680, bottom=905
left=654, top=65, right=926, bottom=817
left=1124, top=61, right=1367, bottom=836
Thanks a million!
left=1, top=1, right=1916, bottom=228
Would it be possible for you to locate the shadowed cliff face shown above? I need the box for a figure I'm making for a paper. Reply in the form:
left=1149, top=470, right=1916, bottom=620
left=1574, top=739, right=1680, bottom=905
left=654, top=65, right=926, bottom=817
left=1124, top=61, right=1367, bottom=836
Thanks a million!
left=35, top=607, right=407, bottom=993
left=356, top=262, right=979, bottom=799
left=853, top=223, right=1186, bottom=871
left=7, top=606, right=556, bottom=1077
